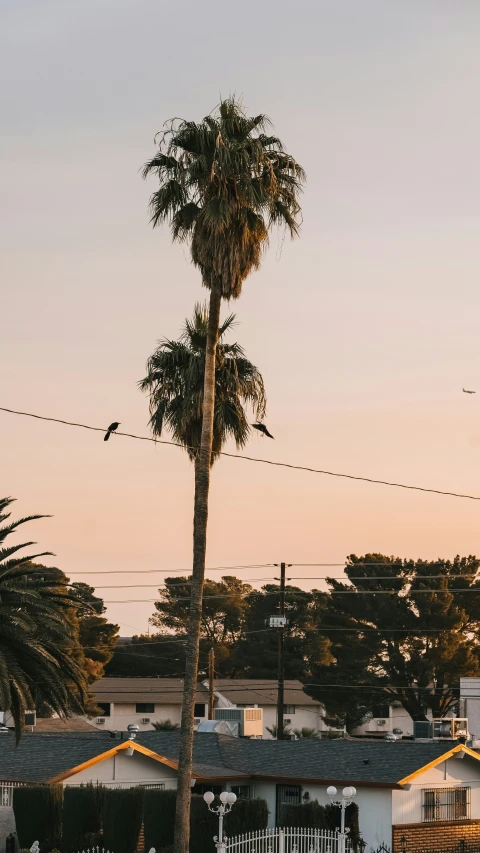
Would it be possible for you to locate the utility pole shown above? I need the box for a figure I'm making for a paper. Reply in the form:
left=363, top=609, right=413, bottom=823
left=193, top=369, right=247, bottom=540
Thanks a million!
left=208, top=647, right=215, bottom=720
left=277, top=562, right=286, bottom=740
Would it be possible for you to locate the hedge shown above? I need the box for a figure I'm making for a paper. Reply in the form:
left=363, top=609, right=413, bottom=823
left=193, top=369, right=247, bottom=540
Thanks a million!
left=143, top=792, right=269, bottom=853
left=13, top=785, right=62, bottom=851
left=144, top=789, right=177, bottom=853
left=103, top=787, right=144, bottom=853
left=63, top=784, right=103, bottom=852
left=279, top=800, right=360, bottom=851
left=224, top=798, right=268, bottom=837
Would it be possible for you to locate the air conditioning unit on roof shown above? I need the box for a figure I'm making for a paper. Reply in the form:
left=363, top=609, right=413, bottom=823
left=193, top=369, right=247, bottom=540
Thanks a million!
left=215, top=707, right=263, bottom=737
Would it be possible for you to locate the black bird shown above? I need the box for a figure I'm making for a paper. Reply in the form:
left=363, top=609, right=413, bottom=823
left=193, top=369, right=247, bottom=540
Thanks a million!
left=251, top=422, right=274, bottom=439
left=104, top=422, right=120, bottom=441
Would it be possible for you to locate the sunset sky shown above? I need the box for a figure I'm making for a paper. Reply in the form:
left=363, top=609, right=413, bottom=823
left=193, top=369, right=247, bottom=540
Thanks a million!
left=2, top=1, right=480, bottom=634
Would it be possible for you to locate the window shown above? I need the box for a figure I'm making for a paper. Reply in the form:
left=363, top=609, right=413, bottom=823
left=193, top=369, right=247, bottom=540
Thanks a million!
left=192, top=784, right=223, bottom=796
left=136, top=703, right=154, bottom=714
left=231, top=786, right=251, bottom=799
left=284, top=705, right=296, bottom=715
left=276, top=784, right=301, bottom=825
left=422, top=787, right=470, bottom=822
left=371, top=705, right=390, bottom=719
left=97, top=703, right=111, bottom=717
left=194, top=703, right=206, bottom=717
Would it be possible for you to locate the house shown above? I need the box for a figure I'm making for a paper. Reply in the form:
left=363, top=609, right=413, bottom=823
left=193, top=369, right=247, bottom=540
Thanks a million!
left=2, top=730, right=480, bottom=849
left=460, top=678, right=480, bottom=746
left=85, top=677, right=211, bottom=731
left=209, top=679, right=326, bottom=738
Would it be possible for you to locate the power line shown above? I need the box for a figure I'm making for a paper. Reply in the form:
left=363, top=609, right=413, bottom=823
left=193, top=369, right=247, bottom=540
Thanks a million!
left=2, top=405, right=479, bottom=501
left=102, top=588, right=480, bottom=602
left=67, top=565, right=273, bottom=575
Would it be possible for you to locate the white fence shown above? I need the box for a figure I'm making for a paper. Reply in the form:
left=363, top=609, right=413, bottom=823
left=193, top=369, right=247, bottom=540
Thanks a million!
left=224, top=827, right=352, bottom=853
left=0, top=782, right=25, bottom=807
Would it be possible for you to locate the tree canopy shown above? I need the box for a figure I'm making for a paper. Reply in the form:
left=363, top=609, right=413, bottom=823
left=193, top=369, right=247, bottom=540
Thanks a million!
left=139, top=304, right=266, bottom=464
left=0, top=497, right=88, bottom=738
left=305, top=553, right=480, bottom=729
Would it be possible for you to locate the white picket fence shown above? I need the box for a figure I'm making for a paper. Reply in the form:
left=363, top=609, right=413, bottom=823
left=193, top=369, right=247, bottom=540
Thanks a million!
left=224, top=827, right=352, bottom=853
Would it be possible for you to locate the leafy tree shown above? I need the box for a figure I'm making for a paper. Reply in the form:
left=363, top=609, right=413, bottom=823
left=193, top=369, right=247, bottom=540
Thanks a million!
left=230, top=584, right=316, bottom=679
left=143, top=98, right=304, bottom=853
left=152, top=719, right=180, bottom=730
left=70, top=582, right=119, bottom=682
left=106, top=634, right=186, bottom=678
left=0, top=497, right=87, bottom=739
left=306, top=553, right=480, bottom=729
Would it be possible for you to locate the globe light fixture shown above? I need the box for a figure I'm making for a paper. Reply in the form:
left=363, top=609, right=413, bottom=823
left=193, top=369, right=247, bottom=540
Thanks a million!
left=204, top=788, right=237, bottom=853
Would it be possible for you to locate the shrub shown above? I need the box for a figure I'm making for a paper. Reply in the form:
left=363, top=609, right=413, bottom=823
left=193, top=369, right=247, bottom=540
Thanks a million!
left=102, top=787, right=144, bottom=853
left=280, top=800, right=360, bottom=852
left=143, top=789, right=177, bottom=852
left=189, top=795, right=219, bottom=853
left=13, top=785, right=62, bottom=850
left=224, top=798, right=269, bottom=837
left=63, top=785, right=103, bottom=852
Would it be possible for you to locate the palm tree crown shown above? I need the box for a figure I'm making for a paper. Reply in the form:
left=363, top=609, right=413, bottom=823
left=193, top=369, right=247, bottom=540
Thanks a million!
left=0, top=497, right=87, bottom=739
left=140, top=304, right=266, bottom=464
left=143, top=98, right=305, bottom=298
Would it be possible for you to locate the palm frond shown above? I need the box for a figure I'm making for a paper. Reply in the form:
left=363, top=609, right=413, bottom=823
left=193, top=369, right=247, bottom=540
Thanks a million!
left=140, top=306, right=267, bottom=465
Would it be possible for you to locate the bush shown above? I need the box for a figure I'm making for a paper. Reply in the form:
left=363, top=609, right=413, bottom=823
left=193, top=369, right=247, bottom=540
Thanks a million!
left=103, top=787, right=144, bottom=853
left=144, top=791, right=269, bottom=853
left=280, top=801, right=360, bottom=852
left=143, top=788, right=177, bottom=852
left=224, top=798, right=269, bottom=837
left=13, top=785, right=62, bottom=850
left=63, top=785, right=103, bottom=852
left=189, top=794, right=219, bottom=853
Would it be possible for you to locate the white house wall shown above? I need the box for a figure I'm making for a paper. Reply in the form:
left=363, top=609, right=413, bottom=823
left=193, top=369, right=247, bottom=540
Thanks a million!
left=392, top=754, right=480, bottom=825
left=84, top=702, right=208, bottom=732
left=63, top=750, right=179, bottom=787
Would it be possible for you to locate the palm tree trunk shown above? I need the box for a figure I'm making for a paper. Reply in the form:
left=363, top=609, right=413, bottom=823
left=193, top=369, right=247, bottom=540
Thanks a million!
left=174, top=281, right=222, bottom=853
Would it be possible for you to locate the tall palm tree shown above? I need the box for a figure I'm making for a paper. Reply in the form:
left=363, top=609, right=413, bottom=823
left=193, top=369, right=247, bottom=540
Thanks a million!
left=0, top=497, right=87, bottom=740
left=143, top=98, right=304, bottom=853
left=139, top=304, right=266, bottom=462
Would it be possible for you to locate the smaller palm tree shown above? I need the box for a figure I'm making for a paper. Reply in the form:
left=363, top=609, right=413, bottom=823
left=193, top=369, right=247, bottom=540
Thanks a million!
left=293, top=727, right=320, bottom=739
left=152, top=719, right=180, bottom=731
left=266, top=723, right=293, bottom=739
left=139, top=304, right=266, bottom=463
left=0, top=497, right=87, bottom=740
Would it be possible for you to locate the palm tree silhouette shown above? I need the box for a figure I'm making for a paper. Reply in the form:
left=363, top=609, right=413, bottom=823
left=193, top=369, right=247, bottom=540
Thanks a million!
left=0, top=497, right=87, bottom=740
left=143, top=98, right=303, bottom=853
left=140, top=304, right=266, bottom=464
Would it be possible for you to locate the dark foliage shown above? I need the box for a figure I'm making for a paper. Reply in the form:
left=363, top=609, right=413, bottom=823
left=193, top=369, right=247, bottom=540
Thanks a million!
left=62, top=784, right=103, bottom=852
left=279, top=800, right=360, bottom=851
left=144, top=788, right=177, bottom=852
left=13, top=785, right=62, bottom=851
left=224, top=798, right=269, bottom=837
left=102, top=787, right=144, bottom=853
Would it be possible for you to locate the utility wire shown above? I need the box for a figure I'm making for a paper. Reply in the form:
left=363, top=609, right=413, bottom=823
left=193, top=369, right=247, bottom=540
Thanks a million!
left=102, top=588, right=480, bottom=602
left=2, top=405, right=479, bottom=501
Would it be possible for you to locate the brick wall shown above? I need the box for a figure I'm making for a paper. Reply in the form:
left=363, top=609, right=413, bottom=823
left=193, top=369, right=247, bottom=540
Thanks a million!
left=393, top=819, right=480, bottom=849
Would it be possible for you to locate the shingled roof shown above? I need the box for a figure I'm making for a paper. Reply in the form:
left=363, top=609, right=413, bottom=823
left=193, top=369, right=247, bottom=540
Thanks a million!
left=92, top=677, right=210, bottom=704
left=212, top=680, right=319, bottom=707
left=1, top=731, right=478, bottom=789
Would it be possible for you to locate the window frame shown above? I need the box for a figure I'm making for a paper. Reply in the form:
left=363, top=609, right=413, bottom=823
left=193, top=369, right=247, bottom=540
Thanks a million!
left=135, top=703, right=155, bottom=714
left=194, top=703, right=207, bottom=718
left=422, top=786, right=470, bottom=822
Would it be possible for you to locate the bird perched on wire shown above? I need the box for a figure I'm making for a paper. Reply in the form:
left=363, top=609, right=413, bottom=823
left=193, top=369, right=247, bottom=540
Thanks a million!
left=104, top=422, right=120, bottom=441
left=251, top=422, right=274, bottom=439
left=463, top=388, right=476, bottom=394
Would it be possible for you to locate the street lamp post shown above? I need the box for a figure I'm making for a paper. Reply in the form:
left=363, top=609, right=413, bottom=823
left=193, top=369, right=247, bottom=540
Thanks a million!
left=204, top=791, right=237, bottom=853
left=326, top=786, right=357, bottom=853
